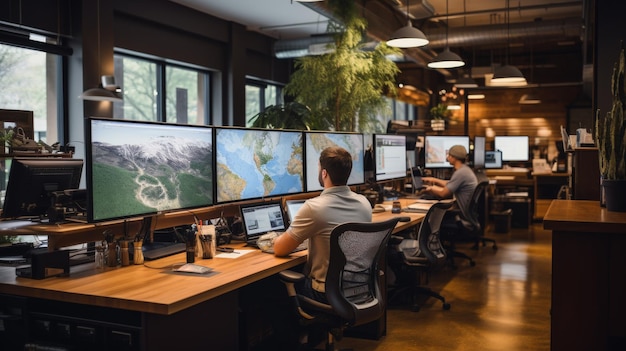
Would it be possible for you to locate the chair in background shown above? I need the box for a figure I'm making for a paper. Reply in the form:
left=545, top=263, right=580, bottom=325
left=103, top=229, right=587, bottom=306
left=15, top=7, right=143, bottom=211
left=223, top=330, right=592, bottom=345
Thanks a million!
left=278, top=217, right=400, bottom=351
left=388, top=200, right=454, bottom=312
left=441, top=180, right=495, bottom=269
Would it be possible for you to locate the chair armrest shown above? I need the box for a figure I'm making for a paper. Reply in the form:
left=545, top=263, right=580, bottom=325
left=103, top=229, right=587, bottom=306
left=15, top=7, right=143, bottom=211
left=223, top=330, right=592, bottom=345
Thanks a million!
left=279, top=270, right=305, bottom=284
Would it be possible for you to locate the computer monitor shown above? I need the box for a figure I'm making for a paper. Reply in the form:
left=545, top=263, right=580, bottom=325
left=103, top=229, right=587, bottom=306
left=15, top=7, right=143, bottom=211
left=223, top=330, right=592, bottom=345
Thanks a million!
left=494, top=136, right=530, bottom=161
left=85, top=117, right=214, bottom=222
left=484, top=150, right=503, bottom=169
left=1, top=158, right=83, bottom=219
left=374, top=134, right=407, bottom=181
left=215, top=127, right=303, bottom=203
left=304, top=131, right=365, bottom=192
left=473, top=136, right=486, bottom=169
left=424, top=135, right=470, bottom=168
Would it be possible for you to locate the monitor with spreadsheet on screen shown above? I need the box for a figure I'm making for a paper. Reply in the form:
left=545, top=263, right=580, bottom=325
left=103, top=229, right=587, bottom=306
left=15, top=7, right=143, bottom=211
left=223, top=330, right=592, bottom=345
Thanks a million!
left=424, top=135, right=470, bottom=168
left=374, top=134, right=407, bottom=181
left=86, top=117, right=214, bottom=222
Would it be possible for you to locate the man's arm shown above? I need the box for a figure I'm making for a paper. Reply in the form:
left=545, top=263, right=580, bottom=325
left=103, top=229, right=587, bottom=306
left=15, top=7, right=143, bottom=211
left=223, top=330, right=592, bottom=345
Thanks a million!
left=423, top=184, right=452, bottom=199
left=272, top=230, right=300, bottom=257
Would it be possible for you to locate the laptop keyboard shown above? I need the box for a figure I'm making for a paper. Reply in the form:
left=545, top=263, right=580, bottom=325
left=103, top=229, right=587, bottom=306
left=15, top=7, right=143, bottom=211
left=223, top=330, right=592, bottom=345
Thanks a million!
left=262, top=242, right=308, bottom=254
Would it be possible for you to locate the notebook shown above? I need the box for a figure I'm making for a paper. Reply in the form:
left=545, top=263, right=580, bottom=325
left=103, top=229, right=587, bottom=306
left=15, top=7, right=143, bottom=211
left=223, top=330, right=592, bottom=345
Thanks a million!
left=239, top=201, right=287, bottom=247
left=285, top=199, right=306, bottom=224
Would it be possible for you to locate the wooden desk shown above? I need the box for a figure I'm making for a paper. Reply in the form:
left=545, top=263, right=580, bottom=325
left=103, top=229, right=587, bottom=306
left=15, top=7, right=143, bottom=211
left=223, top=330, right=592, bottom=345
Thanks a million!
left=543, top=200, right=626, bottom=351
left=0, top=244, right=306, bottom=350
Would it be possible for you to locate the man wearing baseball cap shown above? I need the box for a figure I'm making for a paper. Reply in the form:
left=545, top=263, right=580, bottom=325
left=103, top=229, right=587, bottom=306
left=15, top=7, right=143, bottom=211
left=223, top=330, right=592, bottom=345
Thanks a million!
left=419, top=144, right=478, bottom=215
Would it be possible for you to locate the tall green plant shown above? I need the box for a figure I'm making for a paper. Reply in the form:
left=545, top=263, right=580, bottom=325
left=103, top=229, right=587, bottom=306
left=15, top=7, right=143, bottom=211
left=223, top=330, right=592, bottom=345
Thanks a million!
left=284, top=0, right=400, bottom=132
left=596, top=44, right=626, bottom=180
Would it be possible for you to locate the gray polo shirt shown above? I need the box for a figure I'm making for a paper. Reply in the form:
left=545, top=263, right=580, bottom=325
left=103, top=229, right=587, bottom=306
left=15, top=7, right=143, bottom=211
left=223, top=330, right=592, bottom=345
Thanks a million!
left=287, top=185, right=372, bottom=292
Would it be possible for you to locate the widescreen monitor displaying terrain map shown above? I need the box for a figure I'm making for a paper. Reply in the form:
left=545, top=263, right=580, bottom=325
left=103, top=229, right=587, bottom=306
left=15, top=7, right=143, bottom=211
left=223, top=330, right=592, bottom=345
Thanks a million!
left=86, top=118, right=213, bottom=222
left=304, top=131, right=365, bottom=192
left=215, top=127, right=304, bottom=203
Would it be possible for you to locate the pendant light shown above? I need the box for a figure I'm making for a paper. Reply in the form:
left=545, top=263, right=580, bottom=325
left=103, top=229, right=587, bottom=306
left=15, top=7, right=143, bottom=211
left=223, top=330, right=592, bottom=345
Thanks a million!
left=79, top=0, right=123, bottom=102
left=491, top=0, right=526, bottom=85
left=428, top=0, right=464, bottom=69
left=519, top=38, right=541, bottom=104
left=387, top=0, right=429, bottom=48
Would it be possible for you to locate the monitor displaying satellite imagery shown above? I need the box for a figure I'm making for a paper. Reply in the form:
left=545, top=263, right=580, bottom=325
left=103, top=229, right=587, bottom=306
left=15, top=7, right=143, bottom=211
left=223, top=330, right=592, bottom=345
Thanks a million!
left=304, top=131, right=365, bottom=192
left=86, top=118, right=213, bottom=222
left=215, top=127, right=304, bottom=203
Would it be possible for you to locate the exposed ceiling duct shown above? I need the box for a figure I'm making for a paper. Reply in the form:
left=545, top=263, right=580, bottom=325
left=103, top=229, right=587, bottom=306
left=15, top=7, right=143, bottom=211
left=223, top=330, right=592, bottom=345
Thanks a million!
left=273, top=34, right=336, bottom=58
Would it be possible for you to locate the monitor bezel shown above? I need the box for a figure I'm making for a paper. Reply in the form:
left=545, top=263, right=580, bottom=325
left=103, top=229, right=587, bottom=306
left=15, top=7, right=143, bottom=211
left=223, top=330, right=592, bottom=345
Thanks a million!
left=303, top=130, right=365, bottom=192
left=215, top=126, right=304, bottom=204
left=424, top=135, right=470, bottom=169
left=473, top=136, right=486, bottom=169
left=373, top=134, right=407, bottom=182
left=85, top=117, right=214, bottom=223
left=1, top=157, right=84, bottom=219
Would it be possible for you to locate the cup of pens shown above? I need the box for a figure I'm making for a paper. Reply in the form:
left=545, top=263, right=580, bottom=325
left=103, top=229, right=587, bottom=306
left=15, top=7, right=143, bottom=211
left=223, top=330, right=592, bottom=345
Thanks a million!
left=199, top=223, right=216, bottom=259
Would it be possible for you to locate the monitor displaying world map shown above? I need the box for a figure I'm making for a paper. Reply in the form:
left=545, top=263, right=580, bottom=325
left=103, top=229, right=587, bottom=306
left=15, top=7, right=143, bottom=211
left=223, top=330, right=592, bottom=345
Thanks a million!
left=304, top=131, right=365, bottom=192
left=215, top=127, right=304, bottom=202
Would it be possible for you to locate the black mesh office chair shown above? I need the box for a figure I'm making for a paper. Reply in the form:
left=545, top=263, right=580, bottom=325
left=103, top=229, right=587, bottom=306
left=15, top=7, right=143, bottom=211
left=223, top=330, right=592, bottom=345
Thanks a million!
left=441, top=180, right=495, bottom=268
left=388, top=200, right=454, bottom=312
left=278, top=218, right=400, bottom=351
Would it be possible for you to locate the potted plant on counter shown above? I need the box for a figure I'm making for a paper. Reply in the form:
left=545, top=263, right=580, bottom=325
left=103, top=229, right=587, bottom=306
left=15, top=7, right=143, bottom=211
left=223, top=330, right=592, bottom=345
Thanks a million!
left=596, top=44, right=626, bottom=211
left=429, top=103, right=448, bottom=132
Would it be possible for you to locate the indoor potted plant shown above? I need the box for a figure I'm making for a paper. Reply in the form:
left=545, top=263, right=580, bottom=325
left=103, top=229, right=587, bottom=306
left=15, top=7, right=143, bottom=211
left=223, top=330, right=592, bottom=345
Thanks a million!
left=429, top=103, right=449, bottom=132
left=596, top=44, right=626, bottom=211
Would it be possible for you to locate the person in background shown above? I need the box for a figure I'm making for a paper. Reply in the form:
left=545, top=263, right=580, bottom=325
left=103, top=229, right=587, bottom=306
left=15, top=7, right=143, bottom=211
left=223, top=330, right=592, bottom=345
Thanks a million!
left=420, top=144, right=478, bottom=217
left=273, top=146, right=372, bottom=301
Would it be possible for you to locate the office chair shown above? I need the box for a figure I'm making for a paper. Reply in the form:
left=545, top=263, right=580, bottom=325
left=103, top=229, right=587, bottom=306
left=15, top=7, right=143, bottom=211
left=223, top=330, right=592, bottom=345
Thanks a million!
left=441, top=180, right=495, bottom=269
left=278, top=217, right=400, bottom=351
left=388, top=200, right=454, bottom=312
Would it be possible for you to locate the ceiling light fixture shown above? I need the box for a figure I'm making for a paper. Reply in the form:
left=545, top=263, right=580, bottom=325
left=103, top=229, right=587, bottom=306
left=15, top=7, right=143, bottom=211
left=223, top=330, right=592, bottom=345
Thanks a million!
left=79, top=0, right=123, bottom=102
left=428, top=0, right=464, bottom=69
left=491, top=0, right=526, bottom=85
left=455, top=74, right=478, bottom=88
left=518, top=94, right=541, bottom=104
left=467, top=93, right=485, bottom=100
left=387, top=0, right=429, bottom=48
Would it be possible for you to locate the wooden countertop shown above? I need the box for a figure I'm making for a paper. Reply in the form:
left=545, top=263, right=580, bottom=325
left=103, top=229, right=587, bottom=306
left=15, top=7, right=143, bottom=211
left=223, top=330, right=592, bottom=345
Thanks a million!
left=543, top=200, right=626, bottom=233
left=0, top=210, right=424, bottom=316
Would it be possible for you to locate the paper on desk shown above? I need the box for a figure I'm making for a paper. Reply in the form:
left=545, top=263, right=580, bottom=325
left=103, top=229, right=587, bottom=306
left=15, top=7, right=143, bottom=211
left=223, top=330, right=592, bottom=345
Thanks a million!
left=407, top=203, right=434, bottom=211
left=215, top=249, right=255, bottom=258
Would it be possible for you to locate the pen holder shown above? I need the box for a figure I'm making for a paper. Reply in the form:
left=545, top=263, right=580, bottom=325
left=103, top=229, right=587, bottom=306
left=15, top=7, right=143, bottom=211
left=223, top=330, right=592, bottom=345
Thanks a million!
left=199, top=234, right=216, bottom=259
left=186, top=230, right=196, bottom=263
left=133, top=240, right=144, bottom=265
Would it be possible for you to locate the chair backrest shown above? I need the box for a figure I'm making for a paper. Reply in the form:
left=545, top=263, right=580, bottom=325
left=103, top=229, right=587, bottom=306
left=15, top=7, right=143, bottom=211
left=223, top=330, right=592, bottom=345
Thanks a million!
left=400, top=200, right=454, bottom=267
left=459, top=180, right=489, bottom=233
left=325, top=217, right=400, bottom=327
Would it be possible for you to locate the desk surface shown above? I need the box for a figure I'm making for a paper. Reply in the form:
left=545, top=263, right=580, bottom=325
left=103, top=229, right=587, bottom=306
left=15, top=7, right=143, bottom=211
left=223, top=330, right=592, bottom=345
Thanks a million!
left=0, top=210, right=423, bottom=316
left=543, top=200, right=626, bottom=233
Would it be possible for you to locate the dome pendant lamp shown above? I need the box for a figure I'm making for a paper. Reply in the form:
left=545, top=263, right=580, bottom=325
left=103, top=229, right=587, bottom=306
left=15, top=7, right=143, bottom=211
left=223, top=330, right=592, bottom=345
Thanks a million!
left=491, top=0, right=526, bottom=85
left=387, top=0, right=429, bottom=48
left=428, top=0, right=464, bottom=69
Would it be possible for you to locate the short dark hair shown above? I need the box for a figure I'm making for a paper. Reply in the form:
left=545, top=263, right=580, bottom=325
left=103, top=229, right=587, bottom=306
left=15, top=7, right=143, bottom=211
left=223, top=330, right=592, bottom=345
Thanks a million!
left=319, top=146, right=352, bottom=186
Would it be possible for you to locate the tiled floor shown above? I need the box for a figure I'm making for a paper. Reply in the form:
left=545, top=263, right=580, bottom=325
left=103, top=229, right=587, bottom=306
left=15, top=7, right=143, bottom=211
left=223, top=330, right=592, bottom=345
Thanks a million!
left=339, top=222, right=552, bottom=351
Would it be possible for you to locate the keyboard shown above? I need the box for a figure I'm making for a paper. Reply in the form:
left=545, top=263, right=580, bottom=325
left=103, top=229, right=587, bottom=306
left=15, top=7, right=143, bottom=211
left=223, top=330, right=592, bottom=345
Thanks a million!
left=142, top=242, right=186, bottom=260
left=262, top=241, right=308, bottom=255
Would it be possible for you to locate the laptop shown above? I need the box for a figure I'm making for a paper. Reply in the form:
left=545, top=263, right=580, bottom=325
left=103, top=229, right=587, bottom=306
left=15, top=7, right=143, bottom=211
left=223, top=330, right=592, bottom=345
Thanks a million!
left=285, top=199, right=306, bottom=224
left=240, top=201, right=287, bottom=248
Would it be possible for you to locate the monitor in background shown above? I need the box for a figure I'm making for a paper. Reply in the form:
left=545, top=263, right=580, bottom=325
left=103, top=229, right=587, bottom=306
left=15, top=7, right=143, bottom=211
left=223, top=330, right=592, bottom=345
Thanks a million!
left=216, top=127, right=303, bottom=202
left=304, top=131, right=364, bottom=192
left=86, top=118, right=213, bottom=222
left=374, top=134, right=407, bottom=181
left=494, top=136, right=530, bottom=161
left=484, top=150, right=503, bottom=169
left=424, top=135, right=470, bottom=168
left=2, top=158, right=83, bottom=219
left=473, top=136, right=486, bottom=169
left=285, top=199, right=306, bottom=224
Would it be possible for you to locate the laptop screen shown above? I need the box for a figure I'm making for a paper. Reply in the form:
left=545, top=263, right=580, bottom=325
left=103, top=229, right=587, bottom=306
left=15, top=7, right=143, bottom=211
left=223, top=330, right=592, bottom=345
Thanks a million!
left=285, top=199, right=306, bottom=223
left=240, top=202, right=286, bottom=241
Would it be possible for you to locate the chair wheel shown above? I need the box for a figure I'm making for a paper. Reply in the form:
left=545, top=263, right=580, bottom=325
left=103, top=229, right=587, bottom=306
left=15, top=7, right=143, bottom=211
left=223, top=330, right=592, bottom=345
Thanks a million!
left=443, top=303, right=451, bottom=310
left=469, top=260, right=476, bottom=267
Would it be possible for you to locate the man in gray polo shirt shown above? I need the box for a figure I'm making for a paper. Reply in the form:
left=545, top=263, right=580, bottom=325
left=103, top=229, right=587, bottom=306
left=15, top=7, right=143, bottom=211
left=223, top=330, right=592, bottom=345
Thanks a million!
left=273, top=146, right=372, bottom=303
left=420, top=144, right=478, bottom=218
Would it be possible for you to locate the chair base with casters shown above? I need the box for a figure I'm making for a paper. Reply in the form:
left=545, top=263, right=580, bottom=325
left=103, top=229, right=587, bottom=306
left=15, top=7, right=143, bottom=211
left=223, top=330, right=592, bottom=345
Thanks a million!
left=473, top=236, right=498, bottom=250
left=278, top=218, right=400, bottom=351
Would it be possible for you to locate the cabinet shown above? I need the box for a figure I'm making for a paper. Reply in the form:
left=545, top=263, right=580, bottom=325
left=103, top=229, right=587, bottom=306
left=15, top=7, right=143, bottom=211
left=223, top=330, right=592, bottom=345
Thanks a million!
left=533, top=173, right=570, bottom=220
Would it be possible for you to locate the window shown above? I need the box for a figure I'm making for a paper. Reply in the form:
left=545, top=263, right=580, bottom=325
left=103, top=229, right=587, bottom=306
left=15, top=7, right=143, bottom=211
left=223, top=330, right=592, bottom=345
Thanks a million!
left=114, top=54, right=211, bottom=125
left=245, top=80, right=283, bottom=127
left=0, top=43, right=60, bottom=143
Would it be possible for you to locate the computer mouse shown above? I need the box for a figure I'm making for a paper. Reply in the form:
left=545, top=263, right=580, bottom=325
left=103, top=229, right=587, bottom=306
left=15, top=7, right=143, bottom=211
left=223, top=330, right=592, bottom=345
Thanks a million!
left=372, top=204, right=386, bottom=213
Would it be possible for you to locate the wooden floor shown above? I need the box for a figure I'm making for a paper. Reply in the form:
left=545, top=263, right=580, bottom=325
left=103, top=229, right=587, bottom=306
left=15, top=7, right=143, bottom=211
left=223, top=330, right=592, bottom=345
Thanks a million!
left=339, top=222, right=552, bottom=351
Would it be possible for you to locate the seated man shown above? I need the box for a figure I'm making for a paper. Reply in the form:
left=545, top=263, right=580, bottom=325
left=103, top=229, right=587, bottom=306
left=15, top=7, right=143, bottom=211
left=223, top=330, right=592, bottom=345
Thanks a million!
left=272, top=146, right=372, bottom=303
left=419, top=144, right=477, bottom=220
